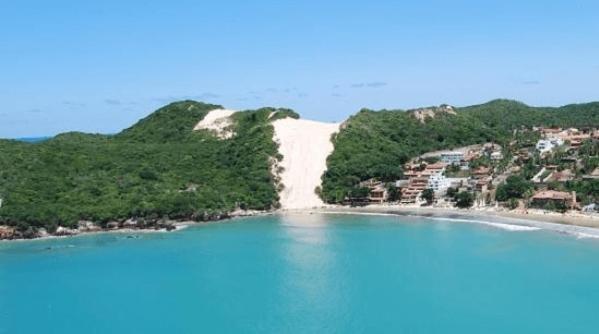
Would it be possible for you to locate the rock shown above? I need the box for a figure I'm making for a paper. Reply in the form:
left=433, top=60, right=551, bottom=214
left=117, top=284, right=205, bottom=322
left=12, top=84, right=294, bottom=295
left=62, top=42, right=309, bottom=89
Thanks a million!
left=122, top=219, right=138, bottom=228
left=36, top=228, right=50, bottom=238
left=55, top=226, right=79, bottom=236
left=77, top=221, right=101, bottom=232
left=106, top=221, right=120, bottom=230
left=0, top=226, right=16, bottom=240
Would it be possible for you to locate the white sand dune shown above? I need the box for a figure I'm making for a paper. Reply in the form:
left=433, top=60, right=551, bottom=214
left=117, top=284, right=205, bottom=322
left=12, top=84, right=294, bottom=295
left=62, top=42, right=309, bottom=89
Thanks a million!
left=273, top=118, right=340, bottom=210
left=194, top=109, right=236, bottom=139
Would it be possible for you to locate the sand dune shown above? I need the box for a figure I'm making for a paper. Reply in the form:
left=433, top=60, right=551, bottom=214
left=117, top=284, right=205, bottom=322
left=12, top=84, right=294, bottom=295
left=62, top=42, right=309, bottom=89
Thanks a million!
left=272, top=118, right=340, bottom=210
left=194, top=109, right=236, bottom=139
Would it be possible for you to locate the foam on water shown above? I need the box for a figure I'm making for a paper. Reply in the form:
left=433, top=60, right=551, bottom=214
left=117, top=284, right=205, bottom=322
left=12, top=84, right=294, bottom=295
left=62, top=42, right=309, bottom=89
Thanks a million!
left=574, top=232, right=599, bottom=239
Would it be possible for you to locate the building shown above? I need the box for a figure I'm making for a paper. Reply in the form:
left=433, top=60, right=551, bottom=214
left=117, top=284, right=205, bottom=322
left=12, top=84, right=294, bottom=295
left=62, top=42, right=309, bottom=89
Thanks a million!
left=428, top=172, right=450, bottom=193
left=400, top=177, right=429, bottom=204
left=531, top=190, right=578, bottom=210
left=440, top=151, right=464, bottom=165
left=368, top=184, right=388, bottom=204
left=542, top=169, right=574, bottom=183
left=472, top=166, right=491, bottom=179
left=540, top=127, right=563, bottom=137
left=536, top=138, right=564, bottom=153
left=358, top=179, right=390, bottom=204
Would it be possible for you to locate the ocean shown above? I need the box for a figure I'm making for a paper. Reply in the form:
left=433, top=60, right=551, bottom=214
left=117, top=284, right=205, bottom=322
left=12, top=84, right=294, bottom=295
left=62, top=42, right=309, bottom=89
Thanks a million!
left=2, top=213, right=599, bottom=333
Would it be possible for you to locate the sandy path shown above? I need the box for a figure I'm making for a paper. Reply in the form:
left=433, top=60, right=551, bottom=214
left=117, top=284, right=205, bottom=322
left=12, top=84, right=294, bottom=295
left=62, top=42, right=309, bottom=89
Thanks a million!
left=272, top=118, right=340, bottom=209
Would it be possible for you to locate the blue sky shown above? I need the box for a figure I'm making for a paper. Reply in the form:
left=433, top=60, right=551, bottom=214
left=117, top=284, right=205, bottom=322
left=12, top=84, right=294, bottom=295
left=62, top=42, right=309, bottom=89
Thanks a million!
left=1, top=0, right=599, bottom=137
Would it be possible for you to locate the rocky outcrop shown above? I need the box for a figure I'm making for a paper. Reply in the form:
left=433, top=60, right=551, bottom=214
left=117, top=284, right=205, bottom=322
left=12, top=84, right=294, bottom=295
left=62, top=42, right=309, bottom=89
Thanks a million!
left=77, top=221, right=101, bottom=232
left=409, top=105, right=456, bottom=123
left=0, top=226, right=16, bottom=239
left=55, top=226, right=79, bottom=236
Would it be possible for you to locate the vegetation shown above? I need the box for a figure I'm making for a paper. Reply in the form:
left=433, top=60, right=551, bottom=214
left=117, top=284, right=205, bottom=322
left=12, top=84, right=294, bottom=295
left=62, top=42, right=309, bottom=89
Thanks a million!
left=421, top=188, right=434, bottom=204
left=495, top=175, right=533, bottom=202
left=455, top=192, right=475, bottom=208
left=0, top=101, right=298, bottom=231
left=322, top=100, right=599, bottom=202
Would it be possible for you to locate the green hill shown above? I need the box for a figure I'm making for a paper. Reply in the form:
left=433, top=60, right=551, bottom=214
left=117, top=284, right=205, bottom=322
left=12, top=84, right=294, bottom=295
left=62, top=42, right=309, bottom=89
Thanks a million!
left=321, top=100, right=599, bottom=202
left=0, top=101, right=296, bottom=234
left=0, top=98, right=597, bottom=235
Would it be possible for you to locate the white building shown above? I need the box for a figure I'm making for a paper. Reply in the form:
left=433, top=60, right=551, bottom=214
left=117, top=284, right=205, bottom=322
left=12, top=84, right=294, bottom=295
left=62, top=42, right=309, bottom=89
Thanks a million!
left=536, top=138, right=564, bottom=153
left=427, top=168, right=453, bottom=194
left=440, top=151, right=464, bottom=165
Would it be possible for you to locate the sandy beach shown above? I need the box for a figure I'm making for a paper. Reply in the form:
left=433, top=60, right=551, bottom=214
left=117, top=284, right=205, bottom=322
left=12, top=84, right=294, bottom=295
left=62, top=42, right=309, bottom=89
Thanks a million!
left=311, top=204, right=599, bottom=238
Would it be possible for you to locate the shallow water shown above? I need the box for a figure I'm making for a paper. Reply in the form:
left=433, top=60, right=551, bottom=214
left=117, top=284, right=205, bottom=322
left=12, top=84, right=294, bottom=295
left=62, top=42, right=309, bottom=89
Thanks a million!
left=2, top=214, right=599, bottom=333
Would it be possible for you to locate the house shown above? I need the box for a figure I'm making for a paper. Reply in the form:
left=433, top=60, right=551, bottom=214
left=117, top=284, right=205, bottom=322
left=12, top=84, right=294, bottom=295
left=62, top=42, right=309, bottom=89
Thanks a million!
left=542, top=169, right=574, bottom=183
left=368, top=184, right=388, bottom=204
left=472, top=166, right=491, bottom=179
left=359, top=178, right=380, bottom=188
left=540, top=127, right=563, bottom=137
left=440, top=151, right=464, bottom=165
left=358, top=179, right=389, bottom=204
left=531, top=190, right=578, bottom=210
left=516, top=149, right=532, bottom=162
left=428, top=171, right=453, bottom=194
left=395, top=179, right=409, bottom=188
left=400, top=188, right=421, bottom=204
left=536, top=138, right=564, bottom=153
left=400, top=177, right=429, bottom=204
left=464, top=150, right=481, bottom=162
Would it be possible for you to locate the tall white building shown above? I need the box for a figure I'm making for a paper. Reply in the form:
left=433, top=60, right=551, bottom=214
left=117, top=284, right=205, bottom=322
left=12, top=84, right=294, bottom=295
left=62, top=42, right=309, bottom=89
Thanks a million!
left=427, top=168, right=452, bottom=194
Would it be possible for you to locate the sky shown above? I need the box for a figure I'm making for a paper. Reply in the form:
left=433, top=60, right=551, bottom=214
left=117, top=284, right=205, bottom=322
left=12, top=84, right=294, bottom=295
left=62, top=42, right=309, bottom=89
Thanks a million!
left=1, top=0, right=599, bottom=138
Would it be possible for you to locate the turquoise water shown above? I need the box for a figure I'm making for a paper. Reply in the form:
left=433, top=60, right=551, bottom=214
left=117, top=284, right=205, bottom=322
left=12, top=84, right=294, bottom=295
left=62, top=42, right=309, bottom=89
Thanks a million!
left=2, top=214, right=599, bottom=333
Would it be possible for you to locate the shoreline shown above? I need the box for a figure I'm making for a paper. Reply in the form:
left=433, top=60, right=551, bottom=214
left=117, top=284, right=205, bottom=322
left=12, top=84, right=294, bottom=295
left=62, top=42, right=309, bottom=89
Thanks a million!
left=310, top=205, right=599, bottom=238
left=3, top=205, right=599, bottom=242
left=0, top=210, right=273, bottom=243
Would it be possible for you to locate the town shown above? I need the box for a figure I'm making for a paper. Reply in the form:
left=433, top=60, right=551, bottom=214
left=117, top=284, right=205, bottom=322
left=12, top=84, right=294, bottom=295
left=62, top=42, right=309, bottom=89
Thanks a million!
left=351, top=126, right=599, bottom=214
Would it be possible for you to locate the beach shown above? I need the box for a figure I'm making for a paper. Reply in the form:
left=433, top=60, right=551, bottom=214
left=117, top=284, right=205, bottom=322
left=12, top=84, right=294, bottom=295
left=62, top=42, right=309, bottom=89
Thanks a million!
left=313, top=204, right=599, bottom=238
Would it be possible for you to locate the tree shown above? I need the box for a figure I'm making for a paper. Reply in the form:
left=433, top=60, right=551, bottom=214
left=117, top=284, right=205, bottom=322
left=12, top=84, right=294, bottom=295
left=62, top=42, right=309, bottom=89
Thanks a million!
left=446, top=187, right=457, bottom=199
left=495, top=175, right=533, bottom=201
left=455, top=192, right=474, bottom=208
left=387, top=184, right=401, bottom=202
left=421, top=188, right=434, bottom=205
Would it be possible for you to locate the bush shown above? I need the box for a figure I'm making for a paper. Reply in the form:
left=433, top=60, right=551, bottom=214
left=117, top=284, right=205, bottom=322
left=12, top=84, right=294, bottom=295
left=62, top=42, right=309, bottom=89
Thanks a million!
left=506, top=198, right=519, bottom=210
left=496, top=175, right=533, bottom=202
left=421, top=188, right=434, bottom=204
left=455, top=192, right=474, bottom=208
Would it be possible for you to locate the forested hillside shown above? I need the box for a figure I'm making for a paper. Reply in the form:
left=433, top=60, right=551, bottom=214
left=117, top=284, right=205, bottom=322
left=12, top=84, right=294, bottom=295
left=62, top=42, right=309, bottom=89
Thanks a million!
left=0, top=101, right=297, bottom=232
left=1, top=98, right=597, bottom=233
left=321, top=100, right=599, bottom=202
